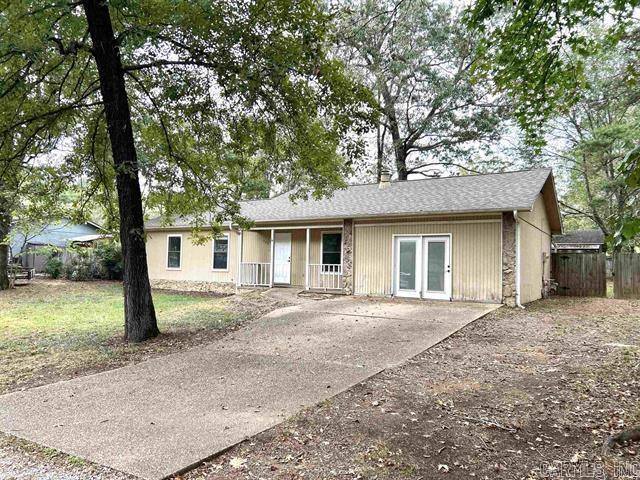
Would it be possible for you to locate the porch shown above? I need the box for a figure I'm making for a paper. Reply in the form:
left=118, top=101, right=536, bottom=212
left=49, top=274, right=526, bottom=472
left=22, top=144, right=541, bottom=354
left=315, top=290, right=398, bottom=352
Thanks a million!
left=237, top=222, right=352, bottom=292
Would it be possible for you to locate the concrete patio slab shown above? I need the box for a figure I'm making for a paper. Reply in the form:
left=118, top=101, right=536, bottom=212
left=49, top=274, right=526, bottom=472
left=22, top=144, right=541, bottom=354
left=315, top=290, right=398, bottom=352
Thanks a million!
left=0, top=296, right=499, bottom=480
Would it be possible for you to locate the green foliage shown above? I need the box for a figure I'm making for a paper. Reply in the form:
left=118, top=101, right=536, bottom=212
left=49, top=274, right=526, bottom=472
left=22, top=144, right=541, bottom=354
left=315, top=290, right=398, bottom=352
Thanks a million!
left=525, top=46, right=640, bottom=249
left=37, top=246, right=64, bottom=279
left=45, top=257, right=64, bottom=280
left=63, top=248, right=97, bottom=282
left=467, top=0, right=640, bottom=242
left=337, top=0, right=506, bottom=179
left=0, top=0, right=376, bottom=235
left=94, top=242, right=123, bottom=280
left=466, top=0, right=638, bottom=143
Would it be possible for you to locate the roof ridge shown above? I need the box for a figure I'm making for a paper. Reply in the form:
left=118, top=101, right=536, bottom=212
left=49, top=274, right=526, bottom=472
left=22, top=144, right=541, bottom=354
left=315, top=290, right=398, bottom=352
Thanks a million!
left=330, top=167, right=552, bottom=189
left=240, top=168, right=553, bottom=202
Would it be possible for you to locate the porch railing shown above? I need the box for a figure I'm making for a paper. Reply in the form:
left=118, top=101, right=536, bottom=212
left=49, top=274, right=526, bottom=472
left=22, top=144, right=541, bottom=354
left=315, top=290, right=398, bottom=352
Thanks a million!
left=308, top=264, right=343, bottom=290
left=240, top=262, right=271, bottom=286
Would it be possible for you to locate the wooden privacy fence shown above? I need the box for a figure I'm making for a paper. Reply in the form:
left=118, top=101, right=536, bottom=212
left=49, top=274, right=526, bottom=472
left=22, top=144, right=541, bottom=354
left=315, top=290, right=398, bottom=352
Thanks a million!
left=614, top=253, right=640, bottom=299
left=552, top=253, right=607, bottom=297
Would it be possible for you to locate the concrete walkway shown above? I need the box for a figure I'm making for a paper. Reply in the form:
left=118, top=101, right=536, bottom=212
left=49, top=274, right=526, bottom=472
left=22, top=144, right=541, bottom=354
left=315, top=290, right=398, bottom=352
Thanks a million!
left=0, top=296, right=499, bottom=480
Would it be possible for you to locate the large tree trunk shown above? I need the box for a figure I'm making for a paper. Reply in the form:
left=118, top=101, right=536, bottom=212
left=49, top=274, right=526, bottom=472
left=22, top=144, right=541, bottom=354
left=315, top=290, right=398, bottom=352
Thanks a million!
left=381, top=90, right=408, bottom=180
left=376, top=122, right=386, bottom=182
left=387, top=112, right=408, bottom=180
left=83, top=0, right=159, bottom=342
left=0, top=192, right=10, bottom=291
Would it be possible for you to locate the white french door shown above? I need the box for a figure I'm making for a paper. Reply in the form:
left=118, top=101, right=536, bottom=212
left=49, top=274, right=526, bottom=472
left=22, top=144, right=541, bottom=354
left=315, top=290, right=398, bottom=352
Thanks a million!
left=394, top=236, right=422, bottom=298
left=273, top=232, right=291, bottom=284
left=422, top=236, right=451, bottom=300
left=393, top=235, right=451, bottom=300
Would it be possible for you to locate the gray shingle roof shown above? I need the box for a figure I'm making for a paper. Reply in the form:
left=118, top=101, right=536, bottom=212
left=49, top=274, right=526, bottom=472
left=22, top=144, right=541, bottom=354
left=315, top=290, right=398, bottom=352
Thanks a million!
left=553, top=229, right=604, bottom=245
left=240, top=168, right=553, bottom=222
left=146, top=168, right=554, bottom=227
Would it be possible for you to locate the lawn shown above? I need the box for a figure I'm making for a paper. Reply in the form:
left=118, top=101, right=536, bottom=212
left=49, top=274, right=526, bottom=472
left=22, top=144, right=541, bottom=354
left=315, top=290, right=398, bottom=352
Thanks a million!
left=0, top=279, right=273, bottom=395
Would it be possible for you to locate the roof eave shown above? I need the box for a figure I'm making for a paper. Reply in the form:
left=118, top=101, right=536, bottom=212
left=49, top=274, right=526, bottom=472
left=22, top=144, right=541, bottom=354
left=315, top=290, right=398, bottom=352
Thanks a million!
left=145, top=207, right=525, bottom=230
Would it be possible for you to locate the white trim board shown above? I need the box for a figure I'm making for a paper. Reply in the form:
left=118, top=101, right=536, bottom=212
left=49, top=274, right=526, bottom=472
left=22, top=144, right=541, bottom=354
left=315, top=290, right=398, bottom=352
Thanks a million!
left=355, top=219, right=501, bottom=228
left=250, top=224, right=343, bottom=231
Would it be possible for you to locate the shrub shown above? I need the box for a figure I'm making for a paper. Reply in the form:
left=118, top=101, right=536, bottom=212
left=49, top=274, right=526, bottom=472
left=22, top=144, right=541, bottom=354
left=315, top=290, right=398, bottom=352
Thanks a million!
left=63, top=248, right=96, bottom=281
left=94, top=242, right=123, bottom=280
left=45, top=257, right=64, bottom=279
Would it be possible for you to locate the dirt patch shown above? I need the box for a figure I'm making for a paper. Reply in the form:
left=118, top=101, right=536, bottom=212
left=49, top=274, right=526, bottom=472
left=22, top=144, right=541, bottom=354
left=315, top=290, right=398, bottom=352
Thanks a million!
left=178, top=296, right=640, bottom=480
left=0, top=433, right=136, bottom=480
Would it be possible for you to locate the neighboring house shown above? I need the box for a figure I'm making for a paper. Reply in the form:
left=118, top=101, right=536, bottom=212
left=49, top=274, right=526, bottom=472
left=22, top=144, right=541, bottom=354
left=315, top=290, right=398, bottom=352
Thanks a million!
left=145, top=168, right=562, bottom=306
left=552, top=229, right=605, bottom=253
left=10, top=221, right=104, bottom=272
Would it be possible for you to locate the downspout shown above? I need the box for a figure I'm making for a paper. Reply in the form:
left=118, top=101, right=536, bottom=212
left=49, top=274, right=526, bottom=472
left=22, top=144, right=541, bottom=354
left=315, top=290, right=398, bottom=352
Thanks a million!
left=513, top=210, right=524, bottom=309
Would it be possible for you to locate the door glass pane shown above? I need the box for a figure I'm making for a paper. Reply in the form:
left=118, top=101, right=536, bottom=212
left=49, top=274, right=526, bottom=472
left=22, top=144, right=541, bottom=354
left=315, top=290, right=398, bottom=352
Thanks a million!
left=427, top=241, right=445, bottom=292
left=399, top=241, right=417, bottom=290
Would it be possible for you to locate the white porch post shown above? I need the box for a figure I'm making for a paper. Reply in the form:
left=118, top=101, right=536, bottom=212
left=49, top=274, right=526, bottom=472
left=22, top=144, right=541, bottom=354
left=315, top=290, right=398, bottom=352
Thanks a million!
left=305, top=228, right=310, bottom=290
left=269, top=229, right=275, bottom=287
left=236, top=229, right=243, bottom=287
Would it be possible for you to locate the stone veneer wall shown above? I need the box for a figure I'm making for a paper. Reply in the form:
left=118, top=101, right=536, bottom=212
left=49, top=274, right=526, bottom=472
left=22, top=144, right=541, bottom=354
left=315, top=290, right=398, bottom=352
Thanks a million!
left=150, top=279, right=237, bottom=295
left=501, top=211, right=517, bottom=307
left=342, top=219, right=354, bottom=295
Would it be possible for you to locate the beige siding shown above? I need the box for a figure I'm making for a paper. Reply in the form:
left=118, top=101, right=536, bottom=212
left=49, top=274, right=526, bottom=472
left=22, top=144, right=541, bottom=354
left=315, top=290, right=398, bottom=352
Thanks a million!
left=146, top=229, right=238, bottom=283
left=242, top=230, right=270, bottom=263
left=519, top=194, right=552, bottom=303
left=290, top=230, right=306, bottom=287
left=353, top=219, right=502, bottom=302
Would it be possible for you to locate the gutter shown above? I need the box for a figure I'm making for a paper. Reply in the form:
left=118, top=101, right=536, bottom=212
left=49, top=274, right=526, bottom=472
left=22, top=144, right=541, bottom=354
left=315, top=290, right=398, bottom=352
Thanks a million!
left=513, top=210, right=524, bottom=309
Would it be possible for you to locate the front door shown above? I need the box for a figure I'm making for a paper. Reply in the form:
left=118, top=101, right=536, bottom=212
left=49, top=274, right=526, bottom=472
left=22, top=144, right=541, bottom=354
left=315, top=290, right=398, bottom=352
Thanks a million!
left=421, top=236, right=451, bottom=300
left=273, top=232, right=292, bottom=284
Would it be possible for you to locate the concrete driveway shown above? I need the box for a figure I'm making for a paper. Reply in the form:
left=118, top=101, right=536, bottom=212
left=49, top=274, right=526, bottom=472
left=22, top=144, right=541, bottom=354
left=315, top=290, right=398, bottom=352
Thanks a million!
left=0, top=295, right=499, bottom=480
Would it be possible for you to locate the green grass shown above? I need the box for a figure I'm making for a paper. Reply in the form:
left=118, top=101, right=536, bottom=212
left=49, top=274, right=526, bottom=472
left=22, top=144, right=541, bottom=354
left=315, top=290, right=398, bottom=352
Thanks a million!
left=0, top=280, right=243, bottom=393
left=0, top=282, right=237, bottom=348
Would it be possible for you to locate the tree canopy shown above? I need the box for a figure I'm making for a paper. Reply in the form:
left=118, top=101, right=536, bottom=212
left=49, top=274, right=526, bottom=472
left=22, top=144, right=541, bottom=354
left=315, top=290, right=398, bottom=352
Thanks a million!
left=467, top=0, right=640, bottom=243
left=337, top=0, right=506, bottom=181
left=0, top=0, right=375, bottom=339
left=1, top=0, right=374, bottom=227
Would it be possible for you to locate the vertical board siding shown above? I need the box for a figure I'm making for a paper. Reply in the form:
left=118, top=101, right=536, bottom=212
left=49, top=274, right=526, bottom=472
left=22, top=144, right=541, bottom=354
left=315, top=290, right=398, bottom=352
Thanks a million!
left=353, top=220, right=502, bottom=302
left=290, top=230, right=306, bottom=287
left=519, top=194, right=552, bottom=303
left=242, top=230, right=270, bottom=263
left=614, top=253, right=640, bottom=299
left=552, top=253, right=606, bottom=297
left=146, top=229, right=238, bottom=283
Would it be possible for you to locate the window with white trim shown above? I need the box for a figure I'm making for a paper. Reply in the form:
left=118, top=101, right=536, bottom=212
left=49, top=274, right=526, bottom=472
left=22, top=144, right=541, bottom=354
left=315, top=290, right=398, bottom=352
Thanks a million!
left=212, top=235, right=229, bottom=270
left=321, top=232, right=342, bottom=270
left=167, top=235, right=182, bottom=269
